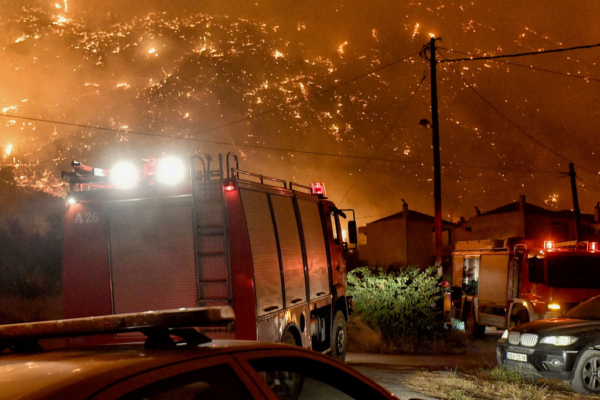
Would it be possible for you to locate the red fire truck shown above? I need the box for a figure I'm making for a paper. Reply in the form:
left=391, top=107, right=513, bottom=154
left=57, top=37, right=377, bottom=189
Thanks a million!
left=452, top=239, right=600, bottom=338
left=61, top=153, right=357, bottom=360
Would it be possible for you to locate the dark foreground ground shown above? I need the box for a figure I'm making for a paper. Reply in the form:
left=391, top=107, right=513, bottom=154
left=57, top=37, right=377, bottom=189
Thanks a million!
left=347, top=330, right=501, bottom=399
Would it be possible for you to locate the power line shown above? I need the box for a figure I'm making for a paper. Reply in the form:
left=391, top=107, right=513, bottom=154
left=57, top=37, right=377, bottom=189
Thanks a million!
left=336, top=71, right=428, bottom=207
left=439, top=42, right=600, bottom=63
left=441, top=53, right=600, bottom=185
left=0, top=49, right=570, bottom=178
left=441, top=53, right=568, bottom=161
left=16, top=134, right=562, bottom=175
left=442, top=48, right=600, bottom=83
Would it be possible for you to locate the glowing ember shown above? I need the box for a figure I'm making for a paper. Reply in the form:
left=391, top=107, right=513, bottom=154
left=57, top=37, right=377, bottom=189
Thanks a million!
left=2, top=106, right=17, bottom=113
left=412, top=23, right=420, bottom=40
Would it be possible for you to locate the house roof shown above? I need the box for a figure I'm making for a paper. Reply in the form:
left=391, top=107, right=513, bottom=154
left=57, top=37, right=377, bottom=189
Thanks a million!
left=369, top=209, right=455, bottom=226
left=480, top=201, right=595, bottom=222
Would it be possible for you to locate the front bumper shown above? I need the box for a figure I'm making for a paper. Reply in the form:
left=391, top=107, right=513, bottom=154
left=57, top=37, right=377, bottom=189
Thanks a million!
left=496, top=339, right=579, bottom=381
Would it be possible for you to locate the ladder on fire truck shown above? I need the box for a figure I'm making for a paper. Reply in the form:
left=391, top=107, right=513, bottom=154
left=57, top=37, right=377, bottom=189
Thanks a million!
left=190, top=155, right=232, bottom=310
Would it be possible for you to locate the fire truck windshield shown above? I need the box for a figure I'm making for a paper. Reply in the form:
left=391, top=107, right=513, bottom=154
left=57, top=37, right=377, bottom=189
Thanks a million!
left=546, top=253, right=600, bottom=289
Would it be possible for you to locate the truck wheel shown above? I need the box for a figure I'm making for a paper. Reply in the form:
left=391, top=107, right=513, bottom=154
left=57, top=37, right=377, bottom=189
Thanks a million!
left=572, top=350, right=600, bottom=395
left=516, top=310, right=529, bottom=326
left=282, top=328, right=300, bottom=346
left=331, top=311, right=347, bottom=362
left=465, top=312, right=485, bottom=339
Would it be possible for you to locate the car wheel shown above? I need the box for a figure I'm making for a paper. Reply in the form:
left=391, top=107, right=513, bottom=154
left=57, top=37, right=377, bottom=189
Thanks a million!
left=331, top=310, right=347, bottom=362
left=572, top=350, right=600, bottom=395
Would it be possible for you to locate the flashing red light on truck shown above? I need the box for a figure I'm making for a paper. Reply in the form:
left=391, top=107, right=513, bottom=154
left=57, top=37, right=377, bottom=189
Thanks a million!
left=310, top=182, right=327, bottom=198
left=223, top=180, right=235, bottom=191
left=544, top=240, right=554, bottom=250
left=590, top=242, right=598, bottom=251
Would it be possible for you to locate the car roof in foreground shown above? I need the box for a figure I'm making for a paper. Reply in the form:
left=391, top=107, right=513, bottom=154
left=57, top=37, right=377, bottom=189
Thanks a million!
left=0, top=340, right=295, bottom=400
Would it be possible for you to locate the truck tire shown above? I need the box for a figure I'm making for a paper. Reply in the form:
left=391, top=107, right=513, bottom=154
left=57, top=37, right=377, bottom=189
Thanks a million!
left=331, top=310, right=347, bottom=362
left=572, top=350, right=600, bottom=395
left=282, top=328, right=300, bottom=346
left=465, top=312, right=485, bottom=339
left=516, top=310, right=529, bottom=326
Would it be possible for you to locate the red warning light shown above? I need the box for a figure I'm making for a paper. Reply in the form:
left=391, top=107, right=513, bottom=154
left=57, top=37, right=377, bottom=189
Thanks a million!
left=590, top=242, right=598, bottom=251
left=310, top=182, right=328, bottom=198
left=224, top=180, right=235, bottom=191
left=544, top=241, right=555, bottom=250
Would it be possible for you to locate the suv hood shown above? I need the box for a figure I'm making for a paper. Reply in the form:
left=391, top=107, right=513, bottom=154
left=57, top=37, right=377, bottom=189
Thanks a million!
left=513, top=318, right=600, bottom=335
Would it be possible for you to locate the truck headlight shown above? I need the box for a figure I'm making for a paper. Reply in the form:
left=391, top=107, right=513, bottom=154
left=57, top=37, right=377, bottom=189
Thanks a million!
left=157, top=156, right=185, bottom=185
left=501, top=329, right=509, bottom=340
left=539, top=336, right=578, bottom=346
left=548, top=303, right=561, bottom=311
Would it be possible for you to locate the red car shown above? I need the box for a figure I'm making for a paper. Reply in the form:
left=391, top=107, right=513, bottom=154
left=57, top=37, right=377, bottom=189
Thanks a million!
left=0, top=307, right=394, bottom=399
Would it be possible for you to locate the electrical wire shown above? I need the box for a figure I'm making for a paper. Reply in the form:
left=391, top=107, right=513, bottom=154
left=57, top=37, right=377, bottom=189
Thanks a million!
left=441, top=48, right=600, bottom=83
left=1, top=48, right=580, bottom=179
left=440, top=52, right=569, bottom=161
left=439, top=47, right=600, bottom=181
left=440, top=52, right=600, bottom=189
left=439, top=42, right=600, bottom=63
left=335, top=71, right=428, bottom=207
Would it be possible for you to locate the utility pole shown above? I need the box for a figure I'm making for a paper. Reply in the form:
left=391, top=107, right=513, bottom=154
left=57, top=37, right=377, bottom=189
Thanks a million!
left=568, top=162, right=582, bottom=243
left=426, top=37, right=443, bottom=271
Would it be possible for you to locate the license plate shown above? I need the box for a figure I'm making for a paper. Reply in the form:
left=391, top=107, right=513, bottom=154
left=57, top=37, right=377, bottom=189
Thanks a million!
left=507, top=352, right=527, bottom=362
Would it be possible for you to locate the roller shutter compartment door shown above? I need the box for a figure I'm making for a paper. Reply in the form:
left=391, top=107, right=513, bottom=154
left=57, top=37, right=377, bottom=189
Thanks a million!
left=240, top=189, right=283, bottom=317
left=298, top=200, right=330, bottom=300
left=109, top=203, right=198, bottom=314
left=452, top=255, right=464, bottom=289
left=270, top=195, right=306, bottom=306
left=479, top=254, right=509, bottom=306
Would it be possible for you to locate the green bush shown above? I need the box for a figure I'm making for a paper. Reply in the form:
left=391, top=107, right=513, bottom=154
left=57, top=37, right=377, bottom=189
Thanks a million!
left=347, top=266, right=443, bottom=341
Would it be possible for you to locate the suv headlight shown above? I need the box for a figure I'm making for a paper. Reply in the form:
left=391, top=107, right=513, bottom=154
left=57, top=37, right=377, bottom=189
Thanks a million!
left=501, top=329, right=509, bottom=340
left=539, top=336, right=579, bottom=346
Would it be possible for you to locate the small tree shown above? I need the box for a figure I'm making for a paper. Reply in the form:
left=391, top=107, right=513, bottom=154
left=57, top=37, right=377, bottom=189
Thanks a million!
left=348, top=266, right=443, bottom=342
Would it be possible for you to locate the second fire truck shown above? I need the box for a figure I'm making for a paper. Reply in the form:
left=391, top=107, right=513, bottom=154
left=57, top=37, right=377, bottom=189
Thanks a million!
left=61, top=153, right=357, bottom=360
left=452, top=239, right=600, bottom=338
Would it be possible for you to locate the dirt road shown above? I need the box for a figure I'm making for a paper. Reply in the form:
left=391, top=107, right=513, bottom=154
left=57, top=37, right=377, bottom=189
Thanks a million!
left=347, top=330, right=501, bottom=399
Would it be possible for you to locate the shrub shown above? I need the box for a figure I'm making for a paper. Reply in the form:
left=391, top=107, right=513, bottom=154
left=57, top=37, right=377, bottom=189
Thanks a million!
left=347, top=266, right=444, bottom=347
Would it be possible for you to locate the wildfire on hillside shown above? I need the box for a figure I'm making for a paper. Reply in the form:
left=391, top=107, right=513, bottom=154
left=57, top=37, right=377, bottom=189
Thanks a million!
left=1, top=1, right=599, bottom=220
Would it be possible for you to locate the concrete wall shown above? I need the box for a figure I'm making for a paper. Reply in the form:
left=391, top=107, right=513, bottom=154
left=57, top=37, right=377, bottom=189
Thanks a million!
left=455, top=211, right=593, bottom=243
left=407, top=219, right=435, bottom=267
left=359, top=218, right=407, bottom=267
left=455, top=212, right=524, bottom=242
left=525, top=214, right=571, bottom=241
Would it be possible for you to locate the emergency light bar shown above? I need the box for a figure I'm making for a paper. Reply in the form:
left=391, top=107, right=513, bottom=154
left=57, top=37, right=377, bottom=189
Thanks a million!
left=310, top=182, right=328, bottom=198
left=0, top=306, right=234, bottom=351
left=544, top=241, right=555, bottom=250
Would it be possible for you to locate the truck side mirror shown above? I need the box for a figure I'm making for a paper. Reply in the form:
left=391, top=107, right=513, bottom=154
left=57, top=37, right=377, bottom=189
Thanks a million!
left=348, top=221, right=357, bottom=245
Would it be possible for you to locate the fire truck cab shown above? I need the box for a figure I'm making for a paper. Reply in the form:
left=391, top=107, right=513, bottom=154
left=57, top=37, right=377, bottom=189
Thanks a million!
left=452, top=239, right=600, bottom=338
left=61, top=153, right=357, bottom=360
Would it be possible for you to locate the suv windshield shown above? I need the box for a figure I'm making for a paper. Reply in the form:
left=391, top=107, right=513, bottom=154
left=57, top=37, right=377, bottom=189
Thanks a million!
left=563, top=296, right=600, bottom=320
left=546, top=253, right=600, bottom=289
